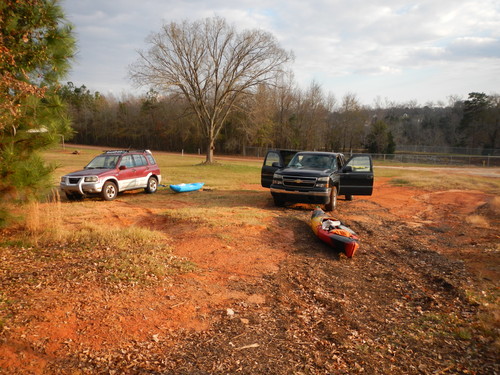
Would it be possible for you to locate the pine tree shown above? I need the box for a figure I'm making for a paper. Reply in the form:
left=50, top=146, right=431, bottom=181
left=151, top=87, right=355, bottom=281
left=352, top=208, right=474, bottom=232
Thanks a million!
left=0, top=0, right=75, bottom=224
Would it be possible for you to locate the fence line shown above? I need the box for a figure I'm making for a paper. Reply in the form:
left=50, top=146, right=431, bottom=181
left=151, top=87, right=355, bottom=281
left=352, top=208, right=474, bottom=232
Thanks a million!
left=395, top=145, right=500, bottom=156
left=238, top=147, right=500, bottom=167
left=370, top=153, right=500, bottom=167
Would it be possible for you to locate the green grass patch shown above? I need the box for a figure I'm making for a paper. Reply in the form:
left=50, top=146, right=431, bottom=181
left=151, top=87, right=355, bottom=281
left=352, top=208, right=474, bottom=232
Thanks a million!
left=389, top=178, right=412, bottom=186
left=44, top=147, right=263, bottom=190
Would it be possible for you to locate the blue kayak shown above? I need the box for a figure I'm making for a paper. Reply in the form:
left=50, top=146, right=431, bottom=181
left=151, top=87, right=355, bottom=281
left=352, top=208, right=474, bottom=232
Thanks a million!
left=169, top=182, right=204, bottom=193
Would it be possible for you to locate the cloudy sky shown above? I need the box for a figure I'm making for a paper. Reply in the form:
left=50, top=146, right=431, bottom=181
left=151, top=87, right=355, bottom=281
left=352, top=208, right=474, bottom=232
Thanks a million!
left=62, top=0, right=500, bottom=106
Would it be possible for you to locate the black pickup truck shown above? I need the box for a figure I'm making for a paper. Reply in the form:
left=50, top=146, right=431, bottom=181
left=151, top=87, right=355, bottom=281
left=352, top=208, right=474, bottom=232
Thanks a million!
left=261, top=150, right=374, bottom=211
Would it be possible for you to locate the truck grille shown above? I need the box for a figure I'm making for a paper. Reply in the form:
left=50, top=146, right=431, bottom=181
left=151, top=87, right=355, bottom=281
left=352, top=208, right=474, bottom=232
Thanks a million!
left=282, top=175, right=317, bottom=188
left=69, top=177, right=81, bottom=184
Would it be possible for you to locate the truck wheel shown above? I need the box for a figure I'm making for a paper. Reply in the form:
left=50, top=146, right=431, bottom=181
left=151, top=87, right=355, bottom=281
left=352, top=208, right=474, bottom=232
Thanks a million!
left=101, top=181, right=118, bottom=201
left=325, top=186, right=337, bottom=211
left=273, top=195, right=285, bottom=207
left=145, top=176, right=158, bottom=194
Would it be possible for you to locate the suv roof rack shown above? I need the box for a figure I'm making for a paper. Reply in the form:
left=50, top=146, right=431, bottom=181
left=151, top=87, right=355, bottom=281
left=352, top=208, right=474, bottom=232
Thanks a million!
left=103, top=149, right=152, bottom=154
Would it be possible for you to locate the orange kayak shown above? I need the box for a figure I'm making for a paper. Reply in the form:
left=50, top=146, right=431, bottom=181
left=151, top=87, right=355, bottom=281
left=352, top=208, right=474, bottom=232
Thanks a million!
left=310, top=207, right=359, bottom=257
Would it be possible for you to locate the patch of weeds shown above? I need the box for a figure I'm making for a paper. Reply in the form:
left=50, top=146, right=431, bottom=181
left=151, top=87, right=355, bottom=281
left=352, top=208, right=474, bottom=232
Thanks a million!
left=406, top=311, right=477, bottom=343
left=60, top=224, right=196, bottom=285
left=168, top=259, right=197, bottom=274
left=161, top=205, right=267, bottom=228
left=0, top=292, right=13, bottom=331
left=465, top=289, right=499, bottom=345
left=0, top=239, right=31, bottom=248
left=354, top=343, right=371, bottom=353
left=465, top=289, right=497, bottom=306
left=465, top=215, right=489, bottom=228
left=214, top=233, right=234, bottom=243
left=455, top=328, right=472, bottom=340
left=161, top=208, right=210, bottom=225
left=390, top=178, right=411, bottom=186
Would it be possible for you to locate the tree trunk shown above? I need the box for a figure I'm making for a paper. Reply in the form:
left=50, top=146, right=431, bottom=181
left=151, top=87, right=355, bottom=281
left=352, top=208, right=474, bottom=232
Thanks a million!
left=206, top=138, right=215, bottom=163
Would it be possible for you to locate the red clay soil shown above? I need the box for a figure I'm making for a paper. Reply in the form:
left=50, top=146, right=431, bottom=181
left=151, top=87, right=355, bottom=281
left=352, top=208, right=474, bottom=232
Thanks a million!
left=0, top=178, right=498, bottom=374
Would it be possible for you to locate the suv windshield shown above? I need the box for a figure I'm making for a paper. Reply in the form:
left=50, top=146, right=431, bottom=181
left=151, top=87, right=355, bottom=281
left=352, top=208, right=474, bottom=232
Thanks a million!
left=288, top=154, right=336, bottom=170
left=85, top=154, right=120, bottom=169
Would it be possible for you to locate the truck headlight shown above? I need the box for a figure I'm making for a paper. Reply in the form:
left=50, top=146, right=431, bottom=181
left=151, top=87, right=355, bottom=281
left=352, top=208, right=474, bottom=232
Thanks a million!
left=272, top=174, right=283, bottom=185
left=316, top=177, right=330, bottom=188
left=84, top=176, right=99, bottom=183
left=60, top=176, right=66, bottom=183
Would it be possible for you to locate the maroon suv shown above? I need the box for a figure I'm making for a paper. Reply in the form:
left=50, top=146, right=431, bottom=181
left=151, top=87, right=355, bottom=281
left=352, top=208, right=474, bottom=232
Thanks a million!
left=60, top=150, right=162, bottom=201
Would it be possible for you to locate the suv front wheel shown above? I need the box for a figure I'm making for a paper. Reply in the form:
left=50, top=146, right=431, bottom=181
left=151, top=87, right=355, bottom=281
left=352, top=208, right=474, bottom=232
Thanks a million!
left=101, top=181, right=118, bottom=201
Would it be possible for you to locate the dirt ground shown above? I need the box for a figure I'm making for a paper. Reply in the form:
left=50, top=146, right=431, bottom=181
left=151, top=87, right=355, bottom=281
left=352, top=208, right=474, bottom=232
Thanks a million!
left=0, top=176, right=499, bottom=374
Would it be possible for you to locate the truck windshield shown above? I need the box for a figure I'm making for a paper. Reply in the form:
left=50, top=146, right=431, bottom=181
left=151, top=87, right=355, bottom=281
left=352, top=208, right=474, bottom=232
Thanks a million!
left=288, top=154, right=336, bottom=170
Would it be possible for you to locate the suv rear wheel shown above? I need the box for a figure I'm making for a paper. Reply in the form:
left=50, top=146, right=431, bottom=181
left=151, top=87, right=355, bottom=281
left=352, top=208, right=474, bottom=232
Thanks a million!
left=145, top=176, right=158, bottom=194
left=101, top=181, right=118, bottom=201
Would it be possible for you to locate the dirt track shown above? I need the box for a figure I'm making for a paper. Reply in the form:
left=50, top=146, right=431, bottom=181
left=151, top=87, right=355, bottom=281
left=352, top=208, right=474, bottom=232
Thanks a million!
left=0, top=177, right=498, bottom=374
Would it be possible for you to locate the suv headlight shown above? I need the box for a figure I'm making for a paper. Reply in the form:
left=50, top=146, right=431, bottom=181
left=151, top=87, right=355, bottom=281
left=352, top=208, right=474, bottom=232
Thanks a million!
left=60, top=176, right=66, bottom=183
left=84, top=176, right=99, bottom=183
left=316, top=177, right=330, bottom=188
left=272, top=173, right=283, bottom=185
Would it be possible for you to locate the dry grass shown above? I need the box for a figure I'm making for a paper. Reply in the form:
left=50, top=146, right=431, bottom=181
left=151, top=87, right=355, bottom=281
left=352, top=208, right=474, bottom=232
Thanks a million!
left=489, top=196, right=500, bottom=213
left=466, top=195, right=500, bottom=228
left=25, top=189, right=63, bottom=246
left=377, top=168, right=500, bottom=194
left=465, top=215, right=490, bottom=228
left=18, top=196, right=195, bottom=286
left=161, top=205, right=268, bottom=228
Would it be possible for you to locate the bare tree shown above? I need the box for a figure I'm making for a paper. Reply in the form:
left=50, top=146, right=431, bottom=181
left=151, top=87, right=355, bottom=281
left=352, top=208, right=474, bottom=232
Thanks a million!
left=337, top=93, right=366, bottom=152
left=130, top=16, right=293, bottom=163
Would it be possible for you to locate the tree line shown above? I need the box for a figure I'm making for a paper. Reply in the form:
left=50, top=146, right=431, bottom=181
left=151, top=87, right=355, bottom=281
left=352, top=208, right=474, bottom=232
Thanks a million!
left=61, top=81, right=499, bottom=157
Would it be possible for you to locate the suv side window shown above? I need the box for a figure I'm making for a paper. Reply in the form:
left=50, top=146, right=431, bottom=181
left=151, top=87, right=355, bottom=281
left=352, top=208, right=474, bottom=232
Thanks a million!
left=119, top=155, right=134, bottom=168
left=133, top=154, right=147, bottom=166
left=146, top=154, right=156, bottom=165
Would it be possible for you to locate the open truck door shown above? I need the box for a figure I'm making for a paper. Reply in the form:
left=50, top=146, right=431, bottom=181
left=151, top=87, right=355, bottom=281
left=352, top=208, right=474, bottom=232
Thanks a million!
left=261, top=150, right=298, bottom=188
left=338, top=154, right=374, bottom=196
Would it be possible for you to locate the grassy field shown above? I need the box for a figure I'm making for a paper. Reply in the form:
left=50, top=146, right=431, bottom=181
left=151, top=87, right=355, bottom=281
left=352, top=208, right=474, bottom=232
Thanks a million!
left=44, top=145, right=500, bottom=195
left=45, top=146, right=263, bottom=190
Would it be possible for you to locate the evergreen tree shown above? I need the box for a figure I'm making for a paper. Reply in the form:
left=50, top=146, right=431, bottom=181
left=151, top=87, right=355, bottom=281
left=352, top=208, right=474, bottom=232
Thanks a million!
left=0, top=0, right=75, bottom=224
left=366, top=120, right=395, bottom=154
left=386, top=129, right=396, bottom=154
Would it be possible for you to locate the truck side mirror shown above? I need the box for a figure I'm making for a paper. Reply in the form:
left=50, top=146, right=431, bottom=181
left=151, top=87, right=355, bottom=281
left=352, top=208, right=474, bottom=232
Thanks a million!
left=272, top=162, right=283, bottom=168
left=119, top=165, right=127, bottom=170
left=343, top=166, right=353, bottom=173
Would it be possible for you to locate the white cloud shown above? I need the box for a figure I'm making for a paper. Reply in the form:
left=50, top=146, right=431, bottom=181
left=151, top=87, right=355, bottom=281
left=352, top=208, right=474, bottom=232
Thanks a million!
left=62, top=0, right=500, bottom=104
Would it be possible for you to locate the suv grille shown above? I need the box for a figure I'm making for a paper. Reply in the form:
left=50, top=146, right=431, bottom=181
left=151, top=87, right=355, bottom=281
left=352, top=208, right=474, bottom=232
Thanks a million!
left=69, top=177, right=81, bottom=184
left=282, top=175, right=317, bottom=188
